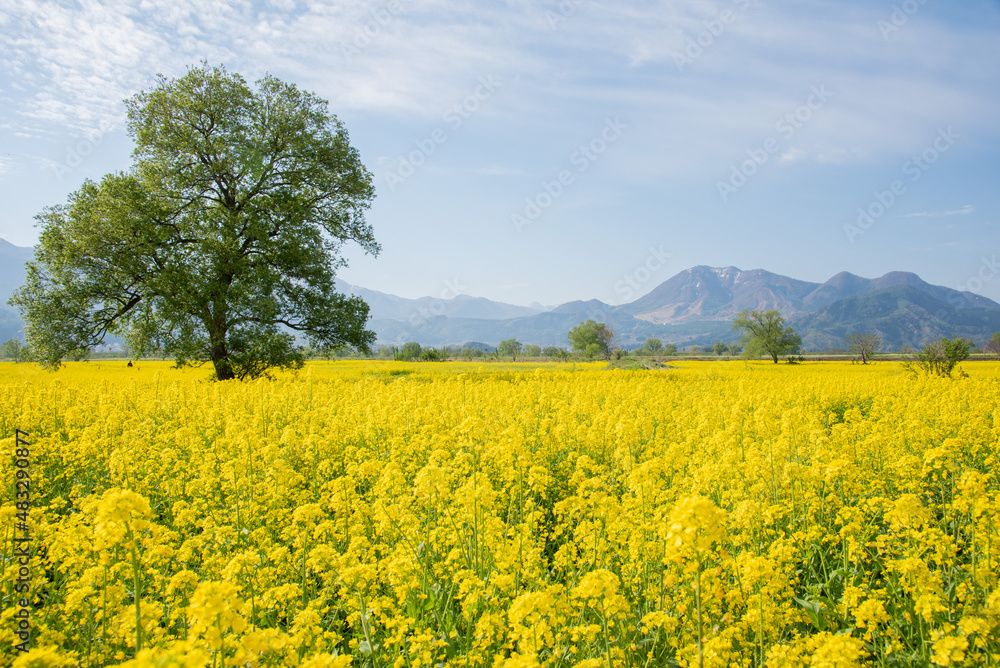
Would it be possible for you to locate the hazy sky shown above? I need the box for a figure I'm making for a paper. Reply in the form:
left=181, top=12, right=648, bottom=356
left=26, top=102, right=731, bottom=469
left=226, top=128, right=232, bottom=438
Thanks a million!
left=2, top=0, right=999, bottom=306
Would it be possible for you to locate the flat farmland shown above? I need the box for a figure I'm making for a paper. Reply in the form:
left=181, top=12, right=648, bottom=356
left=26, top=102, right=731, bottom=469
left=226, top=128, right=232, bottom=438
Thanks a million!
left=1, top=360, right=998, bottom=667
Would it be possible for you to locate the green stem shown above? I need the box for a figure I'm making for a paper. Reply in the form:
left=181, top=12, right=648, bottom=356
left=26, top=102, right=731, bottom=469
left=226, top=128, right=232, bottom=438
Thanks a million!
left=128, top=524, right=143, bottom=653
left=600, top=603, right=613, bottom=668
left=695, top=563, right=704, bottom=668
left=758, top=586, right=764, bottom=666
left=359, top=593, right=381, bottom=668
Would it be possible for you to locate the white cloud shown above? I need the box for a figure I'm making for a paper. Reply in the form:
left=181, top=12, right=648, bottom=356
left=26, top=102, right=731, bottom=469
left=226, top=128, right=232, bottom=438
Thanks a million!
left=1, top=0, right=998, bottom=179
left=902, top=205, right=975, bottom=218
left=473, top=164, right=528, bottom=176
left=778, top=148, right=805, bottom=164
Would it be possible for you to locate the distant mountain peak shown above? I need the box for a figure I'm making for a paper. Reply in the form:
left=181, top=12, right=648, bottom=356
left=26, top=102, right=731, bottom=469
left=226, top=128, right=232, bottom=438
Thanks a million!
left=550, top=299, right=612, bottom=315
left=621, top=265, right=1000, bottom=326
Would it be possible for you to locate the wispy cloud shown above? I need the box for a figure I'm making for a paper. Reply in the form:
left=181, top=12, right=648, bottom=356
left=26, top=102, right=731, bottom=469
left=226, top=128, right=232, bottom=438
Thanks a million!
left=3, top=0, right=998, bottom=164
left=473, top=164, right=528, bottom=177
left=778, top=148, right=806, bottom=164
left=902, top=205, right=975, bottom=218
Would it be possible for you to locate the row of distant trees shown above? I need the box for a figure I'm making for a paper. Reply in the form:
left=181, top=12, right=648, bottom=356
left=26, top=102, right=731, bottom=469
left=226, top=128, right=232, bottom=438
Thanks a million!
left=730, top=309, right=987, bottom=378
left=5, top=323, right=1000, bottom=367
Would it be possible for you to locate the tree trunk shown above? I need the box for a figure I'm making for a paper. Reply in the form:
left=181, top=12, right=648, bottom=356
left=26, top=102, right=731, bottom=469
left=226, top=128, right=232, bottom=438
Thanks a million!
left=213, top=357, right=235, bottom=381
left=209, top=328, right=234, bottom=380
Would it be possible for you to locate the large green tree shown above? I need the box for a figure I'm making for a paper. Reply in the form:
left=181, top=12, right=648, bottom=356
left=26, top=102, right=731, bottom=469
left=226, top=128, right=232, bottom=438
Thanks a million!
left=732, top=309, right=801, bottom=363
left=10, top=65, right=378, bottom=380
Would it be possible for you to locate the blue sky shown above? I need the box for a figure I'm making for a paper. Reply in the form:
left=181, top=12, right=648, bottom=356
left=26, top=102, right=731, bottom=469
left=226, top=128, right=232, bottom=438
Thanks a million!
left=1, top=0, right=999, bottom=307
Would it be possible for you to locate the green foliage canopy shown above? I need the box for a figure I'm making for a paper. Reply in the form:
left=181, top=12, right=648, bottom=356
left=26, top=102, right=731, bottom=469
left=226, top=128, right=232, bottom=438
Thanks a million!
left=498, top=338, right=523, bottom=361
left=904, top=337, right=971, bottom=378
left=732, top=309, right=802, bottom=363
left=1, top=339, right=24, bottom=363
left=10, top=64, right=378, bottom=380
left=399, top=342, right=422, bottom=361
left=568, top=320, right=614, bottom=360
left=641, top=338, right=663, bottom=356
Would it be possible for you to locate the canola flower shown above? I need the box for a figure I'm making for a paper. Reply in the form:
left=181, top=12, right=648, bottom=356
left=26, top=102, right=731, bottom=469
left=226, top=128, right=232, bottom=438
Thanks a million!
left=0, top=359, right=998, bottom=667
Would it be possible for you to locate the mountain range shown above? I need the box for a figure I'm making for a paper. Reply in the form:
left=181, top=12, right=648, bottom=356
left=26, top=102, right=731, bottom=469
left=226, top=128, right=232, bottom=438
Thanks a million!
left=341, top=267, right=1000, bottom=351
left=0, top=240, right=34, bottom=344
left=3, top=238, right=999, bottom=351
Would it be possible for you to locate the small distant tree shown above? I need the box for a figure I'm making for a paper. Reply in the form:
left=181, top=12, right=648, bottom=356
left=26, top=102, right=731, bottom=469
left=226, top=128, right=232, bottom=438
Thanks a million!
left=688, top=345, right=701, bottom=356
left=399, top=341, right=422, bottom=361
left=984, top=332, right=1000, bottom=360
left=845, top=332, right=880, bottom=364
left=498, top=338, right=523, bottom=361
left=662, top=343, right=678, bottom=356
left=903, top=337, right=970, bottom=378
left=712, top=341, right=728, bottom=356
left=523, top=344, right=542, bottom=358
left=568, top=320, right=614, bottom=360
left=419, top=347, right=442, bottom=361
left=642, top=338, right=663, bottom=356
left=732, top=309, right=801, bottom=364
left=543, top=346, right=570, bottom=361
left=461, top=347, right=484, bottom=360
left=1, top=339, right=24, bottom=363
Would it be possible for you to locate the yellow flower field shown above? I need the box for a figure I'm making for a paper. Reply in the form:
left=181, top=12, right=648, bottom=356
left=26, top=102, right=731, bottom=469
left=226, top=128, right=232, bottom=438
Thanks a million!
left=1, top=360, right=998, bottom=667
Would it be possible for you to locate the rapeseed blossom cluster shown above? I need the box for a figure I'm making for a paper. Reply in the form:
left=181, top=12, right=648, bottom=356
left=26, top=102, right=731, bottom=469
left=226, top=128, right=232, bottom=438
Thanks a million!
left=0, top=359, right=998, bottom=667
